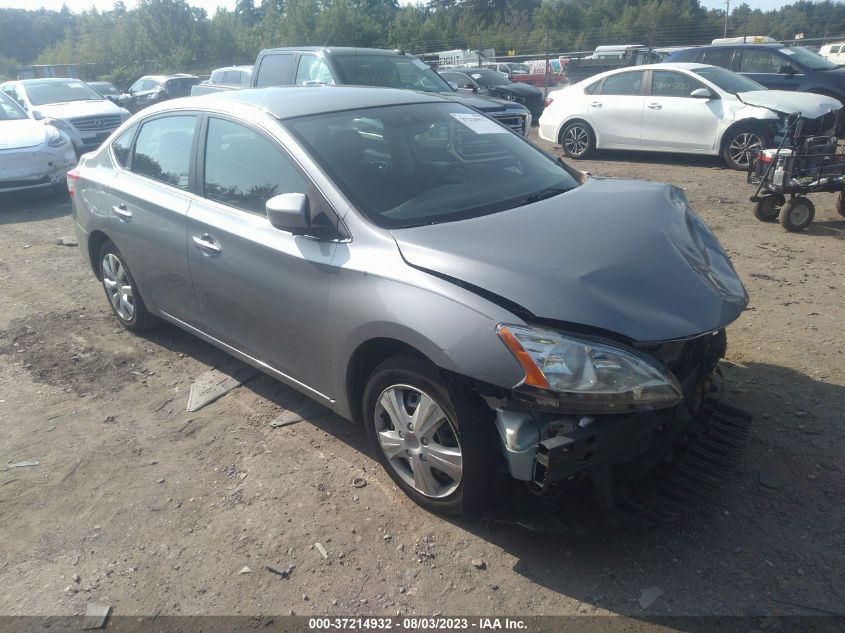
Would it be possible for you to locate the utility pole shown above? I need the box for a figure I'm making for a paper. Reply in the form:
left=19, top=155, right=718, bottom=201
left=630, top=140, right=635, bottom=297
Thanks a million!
left=724, top=0, right=730, bottom=38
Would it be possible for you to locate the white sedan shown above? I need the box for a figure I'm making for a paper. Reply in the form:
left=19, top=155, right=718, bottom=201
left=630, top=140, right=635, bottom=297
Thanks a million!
left=0, top=91, right=77, bottom=195
left=539, top=63, right=842, bottom=169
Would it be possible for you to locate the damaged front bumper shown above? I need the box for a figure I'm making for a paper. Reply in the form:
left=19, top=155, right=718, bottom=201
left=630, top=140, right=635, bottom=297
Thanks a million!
left=489, top=329, right=752, bottom=509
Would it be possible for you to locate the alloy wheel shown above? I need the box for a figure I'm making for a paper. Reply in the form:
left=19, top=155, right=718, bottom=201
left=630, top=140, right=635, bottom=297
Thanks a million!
left=102, top=252, right=135, bottom=321
left=563, top=125, right=590, bottom=157
left=373, top=385, right=463, bottom=498
left=728, top=132, right=763, bottom=168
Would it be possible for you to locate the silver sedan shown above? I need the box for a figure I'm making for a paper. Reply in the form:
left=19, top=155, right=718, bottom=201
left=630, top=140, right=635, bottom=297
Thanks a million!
left=70, top=86, right=749, bottom=516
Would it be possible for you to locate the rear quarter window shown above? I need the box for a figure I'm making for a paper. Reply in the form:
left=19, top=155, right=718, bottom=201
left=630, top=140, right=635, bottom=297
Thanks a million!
left=255, top=54, right=294, bottom=87
left=111, top=123, right=139, bottom=168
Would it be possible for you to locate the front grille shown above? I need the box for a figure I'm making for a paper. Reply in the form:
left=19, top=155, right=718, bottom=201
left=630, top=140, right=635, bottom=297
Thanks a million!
left=637, top=330, right=726, bottom=386
left=70, top=114, right=122, bottom=132
left=491, top=112, right=526, bottom=135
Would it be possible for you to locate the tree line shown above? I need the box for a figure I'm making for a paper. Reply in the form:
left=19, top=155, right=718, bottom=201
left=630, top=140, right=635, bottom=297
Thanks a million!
left=2, top=0, right=845, bottom=87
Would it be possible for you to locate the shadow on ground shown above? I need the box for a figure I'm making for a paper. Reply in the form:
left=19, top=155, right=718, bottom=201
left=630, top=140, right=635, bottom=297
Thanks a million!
left=0, top=190, right=70, bottom=224
left=137, top=321, right=845, bottom=620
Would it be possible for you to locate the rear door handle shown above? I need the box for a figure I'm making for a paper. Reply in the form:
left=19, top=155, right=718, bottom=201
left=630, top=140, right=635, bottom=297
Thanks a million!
left=192, top=234, right=222, bottom=254
left=647, top=103, right=662, bottom=110
left=589, top=101, right=603, bottom=108
left=112, top=203, right=132, bottom=220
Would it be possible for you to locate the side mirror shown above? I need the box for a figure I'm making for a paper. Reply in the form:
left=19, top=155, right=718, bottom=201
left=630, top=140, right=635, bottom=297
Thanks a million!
left=778, top=65, right=796, bottom=75
left=690, top=88, right=714, bottom=99
left=266, top=193, right=310, bottom=234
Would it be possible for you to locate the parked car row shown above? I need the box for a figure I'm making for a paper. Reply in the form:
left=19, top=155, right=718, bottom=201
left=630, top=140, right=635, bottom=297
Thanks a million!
left=0, top=77, right=131, bottom=156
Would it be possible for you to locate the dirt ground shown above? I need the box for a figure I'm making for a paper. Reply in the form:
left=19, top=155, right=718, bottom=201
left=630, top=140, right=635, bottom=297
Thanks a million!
left=1, top=134, right=843, bottom=625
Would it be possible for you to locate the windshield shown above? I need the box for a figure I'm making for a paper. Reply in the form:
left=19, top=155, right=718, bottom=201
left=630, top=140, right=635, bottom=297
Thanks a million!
left=693, top=66, right=766, bottom=94
left=779, top=46, right=837, bottom=70
left=506, top=63, right=530, bottom=74
left=25, top=80, right=103, bottom=105
left=332, top=54, right=454, bottom=93
left=466, top=69, right=511, bottom=86
left=0, top=92, right=28, bottom=120
left=285, top=102, right=580, bottom=229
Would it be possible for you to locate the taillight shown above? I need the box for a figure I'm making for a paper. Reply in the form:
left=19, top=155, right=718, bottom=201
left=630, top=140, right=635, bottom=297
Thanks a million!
left=67, top=169, right=79, bottom=199
left=544, top=97, right=554, bottom=108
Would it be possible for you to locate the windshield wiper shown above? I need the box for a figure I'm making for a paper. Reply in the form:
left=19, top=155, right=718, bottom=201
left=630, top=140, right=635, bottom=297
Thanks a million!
left=522, top=185, right=574, bottom=204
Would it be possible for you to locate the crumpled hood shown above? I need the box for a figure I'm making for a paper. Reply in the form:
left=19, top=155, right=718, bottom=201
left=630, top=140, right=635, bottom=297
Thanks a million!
left=31, top=99, right=123, bottom=120
left=392, top=178, right=748, bottom=343
left=737, top=90, right=841, bottom=118
left=0, top=119, right=47, bottom=150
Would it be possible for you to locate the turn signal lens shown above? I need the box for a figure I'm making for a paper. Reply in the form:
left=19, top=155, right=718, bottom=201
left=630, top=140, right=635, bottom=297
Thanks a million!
left=497, top=324, right=550, bottom=389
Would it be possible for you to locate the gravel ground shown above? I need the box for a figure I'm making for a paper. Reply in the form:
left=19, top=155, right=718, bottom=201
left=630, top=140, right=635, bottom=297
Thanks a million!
left=0, top=134, right=843, bottom=623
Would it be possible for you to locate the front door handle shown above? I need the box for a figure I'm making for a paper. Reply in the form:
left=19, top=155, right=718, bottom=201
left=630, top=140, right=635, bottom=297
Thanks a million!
left=647, top=103, right=663, bottom=110
left=589, top=101, right=603, bottom=108
left=192, top=234, right=222, bottom=254
left=112, top=203, right=132, bottom=220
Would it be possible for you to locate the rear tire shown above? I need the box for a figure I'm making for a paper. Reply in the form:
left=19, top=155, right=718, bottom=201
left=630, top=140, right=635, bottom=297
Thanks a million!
left=779, top=196, right=815, bottom=232
left=362, top=354, right=502, bottom=517
left=559, top=121, right=595, bottom=159
left=753, top=194, right=785, bottom=222
left=836, top=191, right=845, bottom=218
left=98, top=240, right=157, bottom=332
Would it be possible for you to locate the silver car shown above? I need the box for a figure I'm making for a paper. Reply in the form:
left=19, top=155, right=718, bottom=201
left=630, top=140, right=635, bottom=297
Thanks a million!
left=70, top=87, right=749, bottom=516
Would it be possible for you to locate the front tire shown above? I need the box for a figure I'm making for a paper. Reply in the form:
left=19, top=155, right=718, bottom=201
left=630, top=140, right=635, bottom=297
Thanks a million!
left=98, top=240, right=157, bottom=332
left=362, top=354, right=501, bottom=516
left=779, top=196, right=815, bottom=232
left=723, top=128, right=766, bottom=170
left=559, top=121, right=595, bottom=159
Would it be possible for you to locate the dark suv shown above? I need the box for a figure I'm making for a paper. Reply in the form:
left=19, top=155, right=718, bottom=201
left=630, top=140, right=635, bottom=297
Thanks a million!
left=665, top=44, right=845, bottom=105
left=250, top=47, right=533, bottom=135
left=122, top=74, right=202, bottom=113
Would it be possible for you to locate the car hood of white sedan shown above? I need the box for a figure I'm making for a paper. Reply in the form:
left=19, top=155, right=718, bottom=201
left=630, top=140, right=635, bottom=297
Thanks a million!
left=737, top=90, right=841, bottom=118
left=30, top=99, right=122, bottom=120
left=0, top=119, right=47, bottom=150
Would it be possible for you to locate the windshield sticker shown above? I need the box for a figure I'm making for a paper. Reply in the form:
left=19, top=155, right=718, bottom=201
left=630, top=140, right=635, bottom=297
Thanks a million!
left=781, top=49, right=794, bottom=55
left=471, top=73, right=483, bottom=79
left=412, top=59, right=430, bottom=69
left=449, top=112, right=509, bottom=134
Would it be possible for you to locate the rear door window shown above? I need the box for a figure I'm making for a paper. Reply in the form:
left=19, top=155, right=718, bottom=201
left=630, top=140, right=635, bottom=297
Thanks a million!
left=599, top=71, right=644, bottom=95
left=202, top=117, right=308, bottom=215
left=255, top=54, right=294, bottom=87
left=131, top=115, right=197, bottom=190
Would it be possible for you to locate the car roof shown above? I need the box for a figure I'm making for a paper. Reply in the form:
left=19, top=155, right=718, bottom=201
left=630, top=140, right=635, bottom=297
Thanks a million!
left=260, top=46, right=410, bottom=57
left=155, top=85, right=450, bottom=120
left=17, top=77, right=87, bottom=85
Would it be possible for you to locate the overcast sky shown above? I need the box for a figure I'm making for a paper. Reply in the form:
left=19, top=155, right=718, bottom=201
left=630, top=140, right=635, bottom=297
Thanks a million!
left=0, top=0, right=806, bottom=12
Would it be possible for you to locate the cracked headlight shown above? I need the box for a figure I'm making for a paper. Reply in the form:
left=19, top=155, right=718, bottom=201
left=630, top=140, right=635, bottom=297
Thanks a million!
left=497, top=324, right=683, bottom=412
left=46, top=126, right=69, bottom=148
